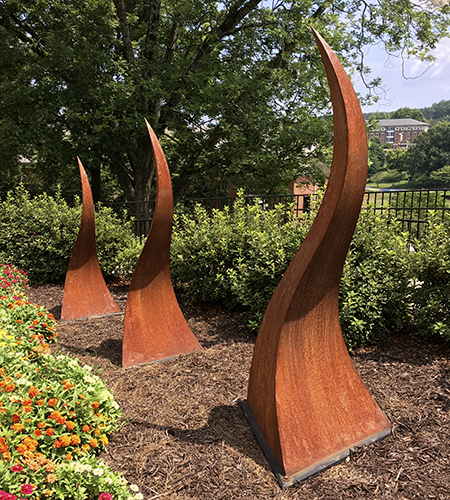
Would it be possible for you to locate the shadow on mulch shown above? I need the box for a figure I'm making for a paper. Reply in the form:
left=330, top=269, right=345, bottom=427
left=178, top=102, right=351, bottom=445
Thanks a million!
left=26, top=284, right=450, bottom=500
left=129, top=403, right=269, bottom=468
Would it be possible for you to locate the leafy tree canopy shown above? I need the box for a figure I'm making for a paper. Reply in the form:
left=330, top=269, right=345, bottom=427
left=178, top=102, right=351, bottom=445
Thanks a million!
left=407, top=121, right=450, bottom=179
left=386, top=148, right=408, bottom=173
left=1, top=0, right=449, bottom=203
left=420, top=99, right=450, bottom=124
left=429, top=165, right=450, bottom=186
left=391, top=107, right=427, bottom=122
left=368, top=137, right=385, bottom=176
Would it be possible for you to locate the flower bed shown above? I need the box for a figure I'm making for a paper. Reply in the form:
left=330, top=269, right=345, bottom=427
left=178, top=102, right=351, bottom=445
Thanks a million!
left=0, top=264, right=142, bottom=500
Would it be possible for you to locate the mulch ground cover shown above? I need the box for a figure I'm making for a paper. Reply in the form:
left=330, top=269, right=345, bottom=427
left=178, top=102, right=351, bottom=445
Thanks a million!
left=26, top=284, right=450, bottom=500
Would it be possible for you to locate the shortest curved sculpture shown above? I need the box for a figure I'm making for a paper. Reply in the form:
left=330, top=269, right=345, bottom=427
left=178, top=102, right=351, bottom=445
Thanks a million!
left=61, top=159, right=120, bottom=322
left=122, top=121, right=201, bottom=367
left=239, top=30, right=391, bottom=488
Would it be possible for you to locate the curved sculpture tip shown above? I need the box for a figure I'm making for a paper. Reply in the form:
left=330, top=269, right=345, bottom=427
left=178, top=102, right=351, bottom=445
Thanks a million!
left=61, top=158, right=120, bottom=321
left=122, top=122, right=201, bottom=368
left=244, top=30, right=389, bottom=485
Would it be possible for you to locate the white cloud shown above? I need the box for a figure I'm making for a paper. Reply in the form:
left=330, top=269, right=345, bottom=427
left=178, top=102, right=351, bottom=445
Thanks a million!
left=430, top=37, right=450, bottom=77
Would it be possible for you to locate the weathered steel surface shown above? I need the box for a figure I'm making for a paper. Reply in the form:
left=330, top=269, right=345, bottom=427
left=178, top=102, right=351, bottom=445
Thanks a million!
left=122, top=121, right=201, bottom=367
left=243, top=29, right=391, bottom=485
left=61, top=159, right=120, bottom=321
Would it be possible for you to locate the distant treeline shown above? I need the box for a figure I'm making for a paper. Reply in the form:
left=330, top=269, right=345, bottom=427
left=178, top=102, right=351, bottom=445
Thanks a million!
left=363, top=100, right=450, bottom=125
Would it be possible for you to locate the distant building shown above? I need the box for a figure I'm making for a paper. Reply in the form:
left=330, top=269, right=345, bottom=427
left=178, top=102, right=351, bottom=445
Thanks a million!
left=367, top=118, right=430, bottom=150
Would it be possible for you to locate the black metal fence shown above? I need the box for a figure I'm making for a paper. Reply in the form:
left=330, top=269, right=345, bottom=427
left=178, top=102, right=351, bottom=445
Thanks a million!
left=365, top=188, right=450, bottom=239
left=103, top=188, right=450, bottom=240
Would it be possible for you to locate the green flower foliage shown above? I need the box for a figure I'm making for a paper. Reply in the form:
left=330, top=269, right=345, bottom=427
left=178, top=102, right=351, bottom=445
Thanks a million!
left=0, top=185, right=141, bottom=284
left=0, top=264, right=143, bottom=499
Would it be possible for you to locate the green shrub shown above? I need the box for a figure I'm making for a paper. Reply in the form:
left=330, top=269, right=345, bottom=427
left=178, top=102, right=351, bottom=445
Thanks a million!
left=409, top=213, right=450, bottom=341
left=171, top=191, right=416, bottom=348
left=226, top=204, right=311, bottom=330
left=339, top=210, right=411, bottom=349
left=171, top=192, right=310, bottom=311
left=0, top=185, right=141, bottom=284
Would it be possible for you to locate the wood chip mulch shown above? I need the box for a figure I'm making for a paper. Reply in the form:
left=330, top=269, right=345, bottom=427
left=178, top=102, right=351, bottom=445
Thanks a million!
left=26, top=284, right=450, bottom=500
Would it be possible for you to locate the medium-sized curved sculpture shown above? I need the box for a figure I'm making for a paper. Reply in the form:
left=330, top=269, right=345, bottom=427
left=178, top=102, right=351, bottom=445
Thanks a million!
left=61, top=159, right=120, bottom=321
left=122, top=121, right=201, bottom=367
left=240, top=29, right=391, bottom=488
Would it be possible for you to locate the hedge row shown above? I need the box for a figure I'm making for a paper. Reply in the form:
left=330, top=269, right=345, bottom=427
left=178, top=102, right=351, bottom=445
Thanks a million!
left=1, top=186, right=450, bottom=348
left=0, top=185, right=142, bottom=284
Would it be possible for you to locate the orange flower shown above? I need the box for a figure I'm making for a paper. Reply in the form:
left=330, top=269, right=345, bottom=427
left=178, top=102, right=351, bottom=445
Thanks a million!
left=70, top=434, right=81, bottom=445
left=4, top=383, right=15, bottom=392
left=16, top=444, right=27, bottom=454
left=59, top=435, right=70, bottom=447
left=37, top=399, right=44, bottom=406
left=34, top=429, right=42, bottom=437
left=94, top=428, right=101, bottom=436
left=53, top=440, right=61, bottom=449
left=100, top=435, right=108, bottom=445
left=56, top=417, right=66, bottom=425
left=65, top=421, right=75, bottom=430
left=91, top=401, right=100, bottom=409
left=3, top=451, right=12, bottom=461
left=48, top=398, right=58, bottom=407
left=29, top=387, right=39, bottom=398
left=22, top=436, right=38, bottom=452
left=45, top=428, right=55, bottom=437
left=0, top=437, right=8, bottom=453
left=32, top=319, right=39, bottom=326
left=89, top=438, right=98, bottom=448
left=37, top=422, right=46, bottom=429
left=23, top=398, right=32, bottom=405
left=12, top=423, right=24, bottom=432
left=82, top=425, right=91, bottom=433
left=16, top=319, right=23, bottom=324
left=12, top=414, right=20, bottom=423
left=49, top=410, right=62, bottom=420
left=24, top=406, right=32, bottom=413
left=65, top=453, right=72, bottom=461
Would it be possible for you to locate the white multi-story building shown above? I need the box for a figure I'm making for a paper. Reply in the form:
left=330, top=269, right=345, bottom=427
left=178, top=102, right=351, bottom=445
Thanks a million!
left=367, top=118, right=430, bottom=150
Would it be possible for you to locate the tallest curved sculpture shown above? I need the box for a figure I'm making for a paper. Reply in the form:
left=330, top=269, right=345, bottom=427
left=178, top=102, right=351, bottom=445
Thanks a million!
left=241, top=29, right=391, bottom=487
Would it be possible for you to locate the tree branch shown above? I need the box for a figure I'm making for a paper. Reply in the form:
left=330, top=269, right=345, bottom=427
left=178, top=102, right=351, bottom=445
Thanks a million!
left=188, top=0, right=262, bottom=73
left=143, top=0, right=162, bottom=78
left=113, top=0, right=135, bottom=64
left=151, top=19, right=180, bottom=126
left=0, top=13, right=48, bottom=57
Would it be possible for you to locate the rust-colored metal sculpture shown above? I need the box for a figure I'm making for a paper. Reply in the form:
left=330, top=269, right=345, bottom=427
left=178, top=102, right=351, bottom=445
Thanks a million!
left=239, top=29, right=391, bottom=488
left=122, top=121, right=201, bottom=367
left=61, top=159, right=120, bottom=321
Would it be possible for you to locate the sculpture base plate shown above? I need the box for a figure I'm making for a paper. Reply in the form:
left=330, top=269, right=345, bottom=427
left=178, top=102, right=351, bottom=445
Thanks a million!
left=60, top=312, right=123, bottom=323
left=238, top=398, right=391, bottom=489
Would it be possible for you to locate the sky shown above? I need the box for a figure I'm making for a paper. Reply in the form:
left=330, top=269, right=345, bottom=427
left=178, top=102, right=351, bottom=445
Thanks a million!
left=353, top=35, right=450, bottom=114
